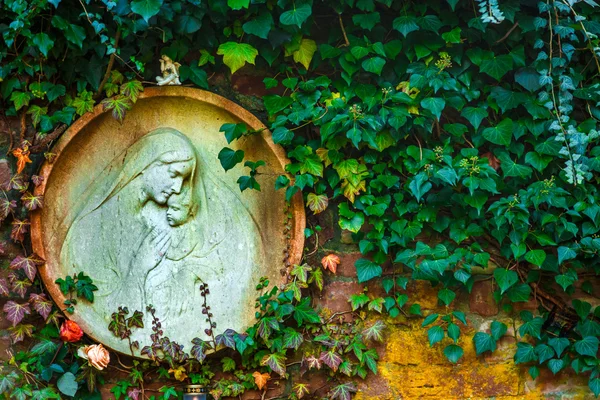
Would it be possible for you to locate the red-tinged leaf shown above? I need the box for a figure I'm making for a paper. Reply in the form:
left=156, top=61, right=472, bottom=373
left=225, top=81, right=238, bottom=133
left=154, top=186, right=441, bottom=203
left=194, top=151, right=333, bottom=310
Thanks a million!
left=305, top=355, right=322, bottom=370
left=11, top=219, right=30, bottom=243
left=3, top=301, right=31, bottom=326
left=0, top=198, right=16, bottom=220
left=9, top=174, right=28, bottom=192
left=10, top=254, right=44, bottom=281
left=127, top=388, right=141, bottom=400
left=329, top=383, right=357, bottom=400
left=9, top=324, right=33, bottom=343
left=321, top=254, right=340, bottom=274
left=252, top=371, right=270, bottom=391
left=215, top=328, right=236, bottom=349
left=306, top=193, right=329, bottom=214
left=32, top=175, right=44, bottom=187
left=191, top=337, right=210, bottom=363
left=363, top=320, right=386, bottom=342
left=260, top=353, right=286, bottom=377
left=319, top=350, right=343, bottom=372
left=21, top=192, right=43, bottom=211
left=11, top=279, right=32, bottom=298
left=0, top=278, right=9, bottom=296
left=12, top=146, right=32, bottom=174
left=29, top=293, right=53, bottom=320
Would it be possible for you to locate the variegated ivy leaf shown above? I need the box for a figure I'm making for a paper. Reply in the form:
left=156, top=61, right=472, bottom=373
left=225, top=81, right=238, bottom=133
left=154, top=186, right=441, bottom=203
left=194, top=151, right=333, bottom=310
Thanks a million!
left=9, top=323, right=34, bottom=343
left=10, top=254, right=44, bottom=281
left=362, top=320, right=386, bottom=342
left=329, top=383, right=357, bottom=400
left=3, top=301, right=31, bottom=326
left=29, top=293, right=53, bottom=320
left=319, top=350, right=343, bottom=372
left=260, top=352, right=286, bottom=376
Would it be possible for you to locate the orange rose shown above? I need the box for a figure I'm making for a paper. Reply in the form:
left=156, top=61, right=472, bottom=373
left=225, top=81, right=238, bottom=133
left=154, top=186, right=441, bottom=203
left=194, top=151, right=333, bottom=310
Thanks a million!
left=59, top=320, right=83, bottom=342
left=78, top=344, right=110, bottom=370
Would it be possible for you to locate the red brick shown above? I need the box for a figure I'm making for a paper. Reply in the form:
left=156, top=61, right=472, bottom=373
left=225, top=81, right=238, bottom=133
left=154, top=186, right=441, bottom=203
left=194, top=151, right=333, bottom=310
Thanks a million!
left=318, top=281, right=362, bottom=322
left=334, top=251, right=361, bottom=278
left=469, top=280, right=499, bottom=317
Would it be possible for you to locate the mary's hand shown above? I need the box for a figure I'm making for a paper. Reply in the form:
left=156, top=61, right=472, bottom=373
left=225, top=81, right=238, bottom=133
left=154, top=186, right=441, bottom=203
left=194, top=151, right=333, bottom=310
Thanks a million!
left=131, top=228, right=171, bottom=274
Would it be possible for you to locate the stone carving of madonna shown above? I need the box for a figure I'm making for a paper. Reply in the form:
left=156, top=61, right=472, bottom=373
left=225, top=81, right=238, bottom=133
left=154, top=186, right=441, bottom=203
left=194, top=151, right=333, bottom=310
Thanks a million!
left=33, top=88, right=304, bottom=357
left=60, top=127, right=264, bottom=347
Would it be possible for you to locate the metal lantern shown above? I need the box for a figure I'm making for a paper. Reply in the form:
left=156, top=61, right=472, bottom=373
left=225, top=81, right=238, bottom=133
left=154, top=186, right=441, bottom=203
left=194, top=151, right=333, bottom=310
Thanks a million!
left=183, top=385, right=208, bottom=400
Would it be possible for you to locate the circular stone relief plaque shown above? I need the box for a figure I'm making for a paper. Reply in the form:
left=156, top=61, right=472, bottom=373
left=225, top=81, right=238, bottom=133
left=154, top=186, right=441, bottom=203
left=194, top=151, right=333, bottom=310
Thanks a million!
left=31, top=87, right=305, bottom=356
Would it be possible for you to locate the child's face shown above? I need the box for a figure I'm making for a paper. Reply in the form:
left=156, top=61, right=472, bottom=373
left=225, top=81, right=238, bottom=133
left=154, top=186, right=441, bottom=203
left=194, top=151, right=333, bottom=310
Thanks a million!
left=166, top=202, right=189, bottom=226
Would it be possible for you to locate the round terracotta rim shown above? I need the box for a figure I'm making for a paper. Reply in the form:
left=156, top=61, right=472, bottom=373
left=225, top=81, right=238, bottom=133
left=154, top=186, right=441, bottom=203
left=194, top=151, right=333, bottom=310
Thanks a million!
left=30, top=86, right=305, bottom=354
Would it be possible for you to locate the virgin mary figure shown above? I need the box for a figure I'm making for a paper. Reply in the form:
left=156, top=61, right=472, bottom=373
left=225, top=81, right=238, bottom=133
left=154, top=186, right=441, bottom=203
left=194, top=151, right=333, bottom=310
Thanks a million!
left=60, top=127, right=197, bottom=312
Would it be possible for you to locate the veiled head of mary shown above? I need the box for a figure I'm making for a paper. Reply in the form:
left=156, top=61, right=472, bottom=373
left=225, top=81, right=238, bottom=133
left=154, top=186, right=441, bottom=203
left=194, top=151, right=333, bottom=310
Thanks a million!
left=140, top=145, right=195, bottom=205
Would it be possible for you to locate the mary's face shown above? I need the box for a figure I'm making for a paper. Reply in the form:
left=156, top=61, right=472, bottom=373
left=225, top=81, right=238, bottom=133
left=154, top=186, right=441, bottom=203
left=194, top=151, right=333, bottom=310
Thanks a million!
left=143, top=160, right=194, bottom=205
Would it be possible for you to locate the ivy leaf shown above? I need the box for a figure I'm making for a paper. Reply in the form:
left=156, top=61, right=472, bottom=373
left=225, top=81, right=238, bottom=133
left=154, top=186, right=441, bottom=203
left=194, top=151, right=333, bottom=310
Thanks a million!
left=101, top=96, right=132, bottom=123
left=218, top=148, right=244, bottom=171
left=215, top=329, right=236, bottom=350
left=9, top=323, right=33, bottom=343
left=127, top=310, right=144, bottom=328
left=3, top=301, right=31, bottom=326
left=461, top=107, right=488, bottom=130
left=590, top=378, right=600, bottom=397
left=279, top=4, right=312, bottom=27
left=130, top=0, right=163, bottom=22
left=51, top=16, right=85, bottom=48
left=319, top=350, right=343, bottom=372
left=0, top=278, right=9, bottom=296
left=217, top=42, right=258, bottom=74
left=33, top=33, right=54, bottom=57
left=428, top=326, right=444, bottom=346
left=260, top=353, right=286, bottom=376
left=0, top=371, right=18, bottom=395
left=263, top=95, right=293, bottom=115
left=10, top=254, right=44, bottom=282
left=548, top=337, right=570, bottom=357
left=71, top=91, right=95, bottom=116
left=29, top=293, right=53, bottom=320
left=320, top=253, right=340, bottom=273
left=355, top=258, right=382, bottom=283
left=120, top=81, right=144, bottom=102
left=444, top=344, right=464, bottom=363
left=525, top=249, right=546, bottom=267
left=10, top=91, right=32, bottom=111
left=482, top=118, right=513, bottom=146
left=480, top=55, right=514, bottom=80
left=179, top=65, right=208, bottom=89
left=438, top=288, right=456, bottom=306
left=190, top=338, right=210, bottom=363
left=283, top=328, right=303, bottom=350
left=57, top=372, right=78, bottom=397
left=494, top=269, right=518, bottom=294
left=243, top=11, right=273, bottom=39
left=421, top=97, right=445, bottom=120
left=307, top=193, right=329, bottom=214
left=393, top=16, right=420, bottom=37
left=490, top=321, right=507, bottom=340
left=293, top=39, right=317, bottom=70
left=514, top=342, right=537, bottom=364
left=361, top=57, right=386, bottom=75
left=473, top=332, right=496, bottom=355
left=362, top=320, right=385, bottom=342
left=293, top=297, right=320, bottom=325
left=252, top=371, right=270, bottom=390
left=574, top=336, right=599, bottom=357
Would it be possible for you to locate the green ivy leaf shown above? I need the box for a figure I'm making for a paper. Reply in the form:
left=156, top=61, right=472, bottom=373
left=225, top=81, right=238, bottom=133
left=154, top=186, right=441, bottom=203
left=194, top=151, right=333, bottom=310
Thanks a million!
left=444, top=344, right=463, bottom=363
left=355, top=258, right=382, bottom=283
left=393, top=16, right=420, bottom=37
left=482, top=118, right=513, bottom=146
left=293, top=39, right=317, bottom=70
left=218, top=148, right=244, bottom=171
left=427, top=326, right=444, bottom=346
left=461, top=107, right=488, bottom=130
left=57, top=372, right=78, bottom=397
left=10, top=91, right=32, bottom=111
left=473, top=332, right=496, bottom=355
left=574, top=336, right=599, bottom=357
left=479, top=55, right=514, bottom=81
left=493, top=268, right=518, bottom=294
left=361, top=57, right=386, bottom=75
left=279, top=4, right=312, bottom=27
left=514, top=342, right=536, bottom=364
left=32, top=33, right=54, bottom=57
left=227, top=0, right=249, bottom=10
left=242, top=11, right=273, bottom=39
left=525, top=250, right=546, bottom=267
left=421, top=97, right=445, bottom=120
left=217, top=42, right=258, bottom=74
left=130, top=0, right=163, bottom=22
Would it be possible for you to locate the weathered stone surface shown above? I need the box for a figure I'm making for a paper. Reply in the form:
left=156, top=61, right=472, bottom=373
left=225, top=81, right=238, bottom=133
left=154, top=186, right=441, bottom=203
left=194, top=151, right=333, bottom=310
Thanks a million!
left=32, top=87, right=305, bottom=357
left=319, top=281, right=362, bottom=322
left=469, top=280, right=499, bottom=317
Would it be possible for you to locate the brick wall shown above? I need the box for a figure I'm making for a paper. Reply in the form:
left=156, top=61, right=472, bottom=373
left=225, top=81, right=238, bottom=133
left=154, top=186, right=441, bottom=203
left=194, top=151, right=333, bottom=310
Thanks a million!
left=0, top=73, right=596, bottom=399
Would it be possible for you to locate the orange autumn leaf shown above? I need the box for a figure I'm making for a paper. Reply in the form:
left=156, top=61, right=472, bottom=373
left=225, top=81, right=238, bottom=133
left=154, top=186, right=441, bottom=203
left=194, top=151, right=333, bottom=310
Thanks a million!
left=321, top=254, right=340, bottom=274
left=252, top=371, right=270, bottom=391
left=12, top=146, right=32, bottom=174
left=168, top=366, right=188, bottom=382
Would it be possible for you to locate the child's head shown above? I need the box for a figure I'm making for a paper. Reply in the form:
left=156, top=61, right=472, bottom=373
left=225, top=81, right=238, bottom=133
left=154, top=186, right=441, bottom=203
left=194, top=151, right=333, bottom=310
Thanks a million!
left=166, top=185, right=195, bottom=227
